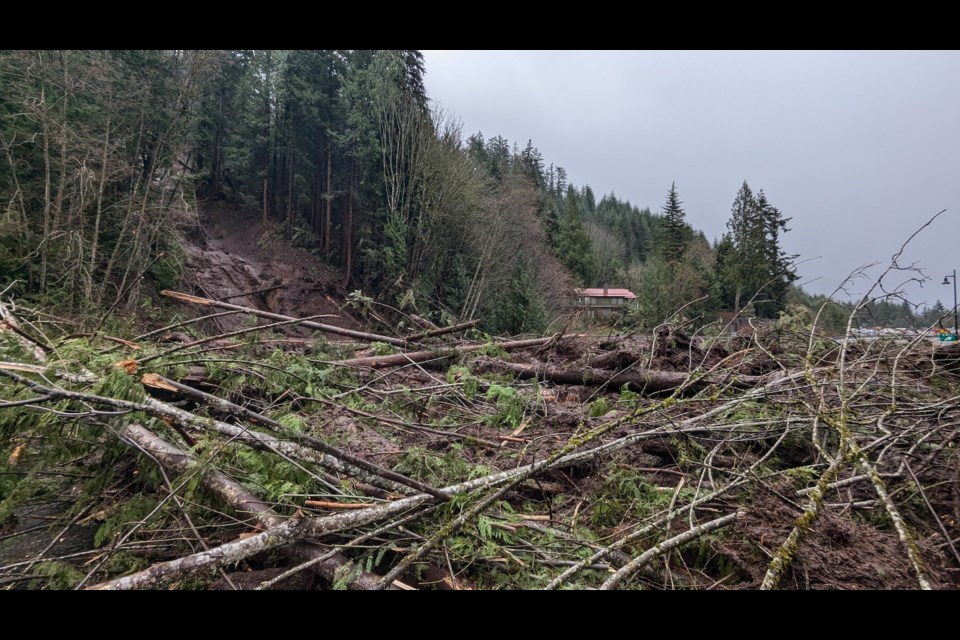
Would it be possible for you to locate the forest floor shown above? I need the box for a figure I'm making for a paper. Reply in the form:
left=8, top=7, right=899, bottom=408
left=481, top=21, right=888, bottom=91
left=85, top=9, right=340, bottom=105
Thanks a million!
left=1, top=202, right=958, bottom=590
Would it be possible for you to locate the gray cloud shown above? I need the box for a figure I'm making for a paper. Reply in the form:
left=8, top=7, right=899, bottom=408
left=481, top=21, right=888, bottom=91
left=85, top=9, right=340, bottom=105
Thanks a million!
left=423, top=50, right=960, bottom=310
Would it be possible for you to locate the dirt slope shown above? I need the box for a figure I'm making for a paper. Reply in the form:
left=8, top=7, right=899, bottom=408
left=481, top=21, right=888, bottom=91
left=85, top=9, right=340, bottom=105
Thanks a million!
left=180, top=204, right=362, bottom=336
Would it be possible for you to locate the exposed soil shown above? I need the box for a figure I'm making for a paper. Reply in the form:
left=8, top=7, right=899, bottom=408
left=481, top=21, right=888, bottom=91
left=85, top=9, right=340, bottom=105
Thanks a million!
left=180, top=203, right=362, bottom=337
left=717, top=482, right=951, bottom=590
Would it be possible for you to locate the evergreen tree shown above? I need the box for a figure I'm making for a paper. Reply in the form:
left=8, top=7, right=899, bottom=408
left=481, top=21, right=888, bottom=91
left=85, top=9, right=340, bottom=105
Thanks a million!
left=519, top=139, right=545, bottom=189
left=921, top=300, right=949, bottom=327
left=719, top=181, right=797, bottom=318
left=755, top=189, right=798, bottom=317
left=580, top=184, right=596, bottom=215
left=658, top=182, right=691, bottom=263
left=555, top=185, right=595, bottom=284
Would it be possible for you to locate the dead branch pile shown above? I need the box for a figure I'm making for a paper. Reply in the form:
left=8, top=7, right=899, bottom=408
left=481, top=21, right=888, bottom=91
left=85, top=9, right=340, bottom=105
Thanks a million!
left=1, top=293, right=959, bottom=590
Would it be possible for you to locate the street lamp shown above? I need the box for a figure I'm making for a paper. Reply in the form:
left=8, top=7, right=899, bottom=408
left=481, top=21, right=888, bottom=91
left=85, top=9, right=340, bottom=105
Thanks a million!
left=942, top=270, right=958, bottom=336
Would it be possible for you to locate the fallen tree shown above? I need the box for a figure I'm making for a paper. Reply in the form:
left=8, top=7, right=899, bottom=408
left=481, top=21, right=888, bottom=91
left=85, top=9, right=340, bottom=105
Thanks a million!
left=335, top=336, right=556, bottom=369
left=161, top=290, right=480, bottom=350
left=87, top=424, right=391, bottom=590
left=470, top=356, right=769, bottom=394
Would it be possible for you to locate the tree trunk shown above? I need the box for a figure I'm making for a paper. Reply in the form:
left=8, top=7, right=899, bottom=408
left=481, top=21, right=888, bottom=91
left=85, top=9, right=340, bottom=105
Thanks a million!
left=335, top=336, right=555, bottom=369
left=262, top=178, right=268, bottom=224
left=312, top=151, right=321, bottom=232
left=470, top=357, right=763, bottom=394
left=286, top=135, right=295, bottom=231
left=160, top=289, right=424, bottom=349
left=341, top=163, right=353, bottom=288
left=39, top=84, right=52, bottom=292
left=87, top=423, right=392, bottom=590
left=213, top=91, right=223, bottom=196
left=324, top=139, right=333, bottom=256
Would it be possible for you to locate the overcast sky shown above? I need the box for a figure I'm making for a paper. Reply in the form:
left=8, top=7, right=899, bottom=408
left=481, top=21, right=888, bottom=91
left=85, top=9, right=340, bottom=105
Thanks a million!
left=422, top=50, right=960, bottom=311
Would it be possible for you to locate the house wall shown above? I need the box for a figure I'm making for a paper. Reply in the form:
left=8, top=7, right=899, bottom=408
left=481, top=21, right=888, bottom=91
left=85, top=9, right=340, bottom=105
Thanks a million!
left=575, top=295, right=637, bottom=321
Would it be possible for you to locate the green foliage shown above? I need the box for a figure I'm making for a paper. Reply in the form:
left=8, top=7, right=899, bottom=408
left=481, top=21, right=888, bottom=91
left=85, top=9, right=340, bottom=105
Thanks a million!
left=288, top=217, right=321, bottom=251
left=486, top=263, right=548, bottom=336
left=370, top=341, right=397, bottom=356
left=0, top=50, right=207, bottom=311
left=93, top=366, right=146, bottom=403
left=394, top=444, right=490, bottom=486
left=716, top=182, right=798, bottom=318
left=555, top=186, right=595, bottom=284
left=590, top=465, right=681, bottom=528
left=30, top=561, right=85, bottom=590
left=783, top=465, right=819, bottom=490
left=93, top=493, right=158, bottom=548
left=233, top=445, right=311, bottom=507
left=0, top=219, right=31, bottom=286
left=147, top=238, right=186, bottom=291
left=476, top=341, right=508, bottom=359
left=588, top=397, right=613, bottom=417
left=344, top=290, right=376, bottom=320
left=626, top=254, right=710, bottom=329
left=359, top=544, right=391, bottom=577
left=0, top=468, right=45, bottom=524
left=446, top=365, right=480, bottom=400
left=0, top=464, right=18, bottom=511
left=277, top=414, right=305, bottom=432
left=484, top=383, right=525, bottom=429
left=331, top=561, right=359, bottom=590
left=105, top=550, right=149, bottom=576
left=591, top=194, right=654, bottom=264
left=618, top=384, right=641, bottom=410
left=658, top=182, right=693, bottom=263
left=380, top=210, right=410, bottom=305
left=0, top=331, right=31, bottom=362
left=255, top=349, right=340, bottom=398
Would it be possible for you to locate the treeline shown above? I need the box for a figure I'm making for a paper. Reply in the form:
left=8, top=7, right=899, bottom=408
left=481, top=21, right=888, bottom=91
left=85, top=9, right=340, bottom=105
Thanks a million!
left=853, top=298, right=951, bottom=331
left=0, top=50, right=570, bottom=333
left=0, top=50, right=207, bottom=312
left=540, top=177, right=798, bottom=328
left=0, top=49, right=844, bottom=334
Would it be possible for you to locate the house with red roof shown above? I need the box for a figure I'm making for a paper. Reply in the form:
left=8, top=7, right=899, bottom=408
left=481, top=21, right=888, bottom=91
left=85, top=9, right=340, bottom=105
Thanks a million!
left=574, top=285, right=638, bottom=320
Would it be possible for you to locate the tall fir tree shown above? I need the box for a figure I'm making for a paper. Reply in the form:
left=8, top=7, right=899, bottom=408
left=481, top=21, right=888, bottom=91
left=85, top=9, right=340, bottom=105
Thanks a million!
left=719, top=181, right=796, bottom=318
left=755, top=189, right=798, bottom=317
left=555, top=185, right=595, bottom=284
left=658, top=182, right=691, bottom=263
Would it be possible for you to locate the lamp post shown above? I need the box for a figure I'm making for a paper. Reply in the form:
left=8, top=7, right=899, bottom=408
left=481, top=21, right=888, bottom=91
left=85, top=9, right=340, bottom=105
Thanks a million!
left=943, top=270, right=958, bottom=337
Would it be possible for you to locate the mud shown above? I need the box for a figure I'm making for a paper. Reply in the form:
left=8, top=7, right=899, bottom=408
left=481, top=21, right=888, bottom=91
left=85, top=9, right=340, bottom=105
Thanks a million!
left=181, top=204, right=361, bottom=337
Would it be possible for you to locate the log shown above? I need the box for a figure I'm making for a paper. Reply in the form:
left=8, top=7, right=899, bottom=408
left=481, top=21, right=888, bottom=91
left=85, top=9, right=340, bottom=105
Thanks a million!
left=141, top=373, right=449, bottom=500
left=585, top=349, right=639, bottom=370
left=87, top=423, right=390, bottom=590
left=0, top=301, right=48, bottom=361
left=90, top=516, right=310, bottom=590
left=161, top=290, right=417, bottom=348
left=304, top=500, right=372, bottom=510
left=336, top=336, right=555, bottom=369
left=470, top=357, right=763, bottom=394
left=136, top=313, right=329, bottom=366
left=0, top=367, right=415, bottom=497
left=408, top=314, right=439, bottom=331
left=598, top=511, right=742, bottom=590
left=0, top=361, right=97, bottom=384
left=406, top=318, right=479, bottom=341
